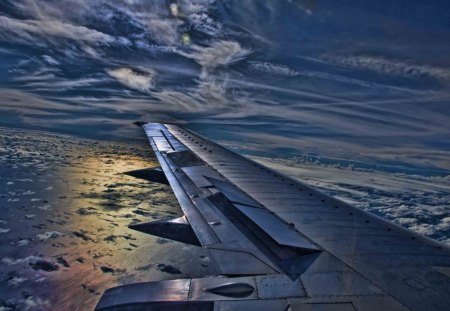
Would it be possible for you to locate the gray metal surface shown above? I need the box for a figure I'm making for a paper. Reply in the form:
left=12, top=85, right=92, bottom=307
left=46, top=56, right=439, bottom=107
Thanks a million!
left=289, top=303, right=356, bottom=311
left=255, top=275, right=305, bottom=299
left=233, top=203, right=319, bottom=251
left=95, top=123, right=450, bottom=311
left=182, top=165, right=225, bottom=188
left=206, top=177, right=263, bottom=208
left=189, top=276, right=257, bottom=300
left=208, top=249, right=277, bottom=275
left=162, top=123, right=450, bottom=311
left=214, top=300, right=288, bottom=311
left=96, top=279, right=190, bottom=309
left=301, top=271, right=385, bottom=297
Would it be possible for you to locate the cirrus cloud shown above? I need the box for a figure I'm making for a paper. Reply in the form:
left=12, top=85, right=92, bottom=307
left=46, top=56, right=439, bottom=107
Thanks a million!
left=191, top=40, right=251, bottom=71
left=0, top=15, right=115, bottom=45
left=107, top=68, right=155, bottom=93
left=328, top=55, right=450, bottom=82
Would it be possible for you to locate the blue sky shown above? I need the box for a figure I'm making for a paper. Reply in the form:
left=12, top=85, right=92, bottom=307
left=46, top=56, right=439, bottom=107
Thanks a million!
left=0, top=0, right=449, bottom=174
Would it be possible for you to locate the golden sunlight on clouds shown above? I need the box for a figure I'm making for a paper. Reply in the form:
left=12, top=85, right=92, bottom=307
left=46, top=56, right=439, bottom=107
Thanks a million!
left=0, top=129, right=211, bottom=310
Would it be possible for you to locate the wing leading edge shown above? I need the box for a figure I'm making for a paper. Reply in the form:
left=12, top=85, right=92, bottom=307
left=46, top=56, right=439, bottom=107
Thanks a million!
left=96, top=123, right=450, bottom=311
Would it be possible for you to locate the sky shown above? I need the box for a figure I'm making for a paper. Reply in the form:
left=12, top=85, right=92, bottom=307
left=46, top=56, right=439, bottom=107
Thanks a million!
left=0, top=0, right=449, bottom=175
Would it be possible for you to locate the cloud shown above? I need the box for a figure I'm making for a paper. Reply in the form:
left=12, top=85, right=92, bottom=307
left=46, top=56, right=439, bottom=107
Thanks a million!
left=36, top=231, right=62, bottom=241
left=0, top=88, right=88, bottom=118
left=144, top=17, right=182, bottom=45
left=107, top=68, right=155, bottom=93
left=0, top=0, right=448, bottom=197
left=190, top=40, right=251, bottom=72
left=1, top=255, right=42, bottom=265
left=21, top=77, right=107, bottom=92
left=328, top=55, right=450, bottom=82
left=188, top=12, right=222, bottom=36
left=0, top=16, right=115, bottom=45
left=42, top=55, right=59, bottom=65
left=17, top=239, right=31, bottom=247
left=249, top=61, right=299, bottom=76
left=22, top=296, right=50, bottom=311
left=36, top=204, right=51, bottom=210
left=8, top=276, right=28, bottom=287
left=4, top=0, right=223, bottom=49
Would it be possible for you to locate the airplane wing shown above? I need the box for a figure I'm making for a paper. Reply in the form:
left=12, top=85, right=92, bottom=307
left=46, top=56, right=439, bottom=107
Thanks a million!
left=95, top=123, right=450, bottom=311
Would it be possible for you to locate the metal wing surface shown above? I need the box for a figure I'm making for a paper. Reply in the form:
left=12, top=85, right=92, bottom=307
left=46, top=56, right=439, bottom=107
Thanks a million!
left=96, top=123, right=450, bottom=311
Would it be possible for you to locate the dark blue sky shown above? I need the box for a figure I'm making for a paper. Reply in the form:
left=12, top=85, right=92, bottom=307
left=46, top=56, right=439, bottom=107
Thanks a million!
left=0, top=0, right=449, bottom=174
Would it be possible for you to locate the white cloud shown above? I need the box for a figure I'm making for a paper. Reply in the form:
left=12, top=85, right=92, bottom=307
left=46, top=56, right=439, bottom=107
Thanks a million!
left=328, top=55, right=450, bottom=81
left=17, top=239, right=31, bottom=247
left=1, top=256, right=42, bottom=265
left=144, top=17, right=182, bottom=45
left=191, top=40, right=251, bottom=72
left=0, top=15, right=115, bottom=45
left=36, top=231, right=62, bottom=241
left=107, top=68, right=155, bottom=93
left=42, top=55, right=59, bottom=65
left=188, top=12, right=222, bottom=36
left=6, top=0, right=222, bottom=49
left=397, top=217, right=418, bottom=226
left=36, top=204, right=51, bottom=210
left=22, top=296, right=50, bottom=311
left=22, top=77, right=107, bottom=92
left=249, top=61, right=299, bottom=76
left=8, top=276, right=28, bottom=287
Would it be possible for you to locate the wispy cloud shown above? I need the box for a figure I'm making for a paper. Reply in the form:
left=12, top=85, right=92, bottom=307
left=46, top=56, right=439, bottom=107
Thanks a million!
left=190, top=40, right=251, bottom=73
left=107, top=68, right=155, bottom=93
left=0, top=16, right=115, bottom=45
left=328, top=55, right=450, bottom=82
left=249, top=61, right=299, bottom=76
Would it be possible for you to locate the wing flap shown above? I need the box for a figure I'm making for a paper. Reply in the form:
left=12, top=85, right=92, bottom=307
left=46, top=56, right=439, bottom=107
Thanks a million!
left=233, top=203, right=319, bottom=251
left=206, top=177, right=264, bottom=208
left=181, top=165, right=225, bottom=188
